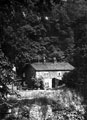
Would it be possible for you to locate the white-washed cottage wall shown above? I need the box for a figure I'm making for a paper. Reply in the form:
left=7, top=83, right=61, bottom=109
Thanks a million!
left=36, top=71, right=69, bottom=89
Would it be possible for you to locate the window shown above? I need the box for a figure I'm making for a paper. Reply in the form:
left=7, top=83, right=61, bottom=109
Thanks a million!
left=43, top=72, right=49, bottom=78
left=57, top=72, right=61, bottom=76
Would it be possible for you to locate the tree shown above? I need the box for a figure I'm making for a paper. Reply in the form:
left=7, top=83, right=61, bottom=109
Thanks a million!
left=0, top=0, right=87, bottom=95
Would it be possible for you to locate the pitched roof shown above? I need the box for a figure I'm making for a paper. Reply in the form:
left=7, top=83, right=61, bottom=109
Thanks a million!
left=31, top=62, right=74, bottom=71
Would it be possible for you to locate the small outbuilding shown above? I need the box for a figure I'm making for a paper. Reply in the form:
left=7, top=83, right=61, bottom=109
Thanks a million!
left=23, top=61, right=74, bottom=89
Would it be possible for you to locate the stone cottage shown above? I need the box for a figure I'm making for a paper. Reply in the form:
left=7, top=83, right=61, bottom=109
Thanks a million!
left=23, top=61, right=74, bottom=89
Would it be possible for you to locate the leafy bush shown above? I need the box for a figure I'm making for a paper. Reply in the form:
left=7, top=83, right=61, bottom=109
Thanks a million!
left=31, top=77, right=44, bottom=89
left=62, top=68, right=87, bottom=103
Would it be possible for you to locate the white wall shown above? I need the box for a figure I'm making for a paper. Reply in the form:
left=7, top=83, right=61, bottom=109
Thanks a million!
left=36, top=71, right=63, bottom=80
left=36, top=71, right=69, bottom=89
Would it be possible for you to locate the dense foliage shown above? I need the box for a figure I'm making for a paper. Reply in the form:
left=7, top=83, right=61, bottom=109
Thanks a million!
left=0, top=0, right=87, bottom=97
left=31, top=76, right=44, bottom=89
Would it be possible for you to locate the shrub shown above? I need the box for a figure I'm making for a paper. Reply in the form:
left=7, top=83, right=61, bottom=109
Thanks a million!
left=31, top=76, right=44, bottom=89
left=62, top=67, right=87, bottom=102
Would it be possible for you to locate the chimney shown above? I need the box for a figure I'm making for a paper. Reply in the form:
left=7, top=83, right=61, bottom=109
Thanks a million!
left=53, top=57, right=57, bottom=63
left=43, top=56, right=46, bottom=64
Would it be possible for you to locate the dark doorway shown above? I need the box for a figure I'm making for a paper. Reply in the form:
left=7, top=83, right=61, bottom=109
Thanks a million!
left=52, top=78, right=59, bottom=88
left=52, top=78, right=56, bottom=88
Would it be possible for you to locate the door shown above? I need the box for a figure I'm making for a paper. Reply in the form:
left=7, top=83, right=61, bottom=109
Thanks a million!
left=52, top=78, right=55, bottom=88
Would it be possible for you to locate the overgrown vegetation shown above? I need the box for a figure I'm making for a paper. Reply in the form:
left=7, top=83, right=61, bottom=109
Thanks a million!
left=0, top=0, right=87, bottom=119
left=63, top=68, right=87, bottom=104
left=1, top=89, right=85, bottom=120
left=0, top=0, right=87, bottom=91
left=31, top=76, right=44, bottom=89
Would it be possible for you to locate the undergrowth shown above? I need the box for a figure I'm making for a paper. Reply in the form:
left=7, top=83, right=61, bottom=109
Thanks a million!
left=1, top=88, right=86, bottom=120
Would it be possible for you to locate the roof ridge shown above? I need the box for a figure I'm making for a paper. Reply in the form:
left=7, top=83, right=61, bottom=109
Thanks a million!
left=31, top=62, right=74, bottom=71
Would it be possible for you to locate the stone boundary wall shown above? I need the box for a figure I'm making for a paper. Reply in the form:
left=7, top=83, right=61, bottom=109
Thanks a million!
left=18, top=90, right=61, bottom=99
